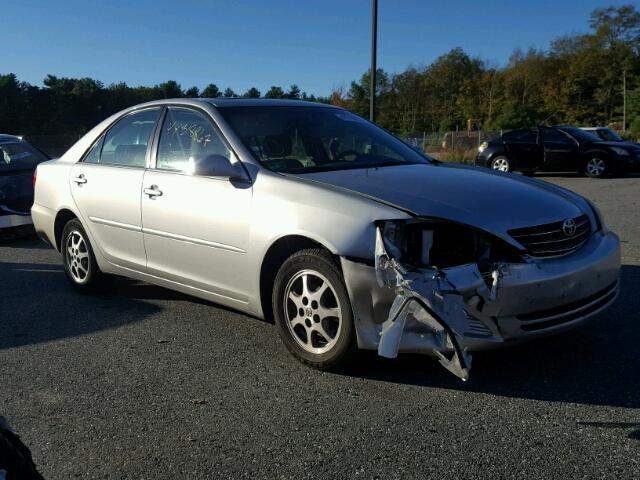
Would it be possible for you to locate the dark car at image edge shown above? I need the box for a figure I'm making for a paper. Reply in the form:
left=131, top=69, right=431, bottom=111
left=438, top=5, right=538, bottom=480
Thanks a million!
left=0, top=134, right=50, bottom=238
left=475, top=125, right=640, bottom=178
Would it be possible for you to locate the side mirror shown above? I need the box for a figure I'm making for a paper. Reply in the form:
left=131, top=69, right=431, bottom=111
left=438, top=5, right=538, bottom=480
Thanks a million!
left=190, top=154, right=242, bottom=179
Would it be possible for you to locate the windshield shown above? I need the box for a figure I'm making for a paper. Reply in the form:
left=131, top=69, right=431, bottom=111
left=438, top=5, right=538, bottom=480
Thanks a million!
left=597, top=128, right=623, bottom=142
left=558, top=127, right=601, bottom=143
left=0, top=141, right=48, bottom=170
left=218, top=106, right=429, bottom=173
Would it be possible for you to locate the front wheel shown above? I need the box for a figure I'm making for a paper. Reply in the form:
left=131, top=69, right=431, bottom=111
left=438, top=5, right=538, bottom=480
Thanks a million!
left=584, top=157, right=608, bottom=178
left=490, top=156, right=511, bottom=172
left=61, top=218, right=105, bottom=292
left=272, top=249, right=355, bottom=369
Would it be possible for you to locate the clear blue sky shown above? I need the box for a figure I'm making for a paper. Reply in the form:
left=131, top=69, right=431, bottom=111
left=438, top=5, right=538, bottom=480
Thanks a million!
left=2, top=0, right=631, bottom=96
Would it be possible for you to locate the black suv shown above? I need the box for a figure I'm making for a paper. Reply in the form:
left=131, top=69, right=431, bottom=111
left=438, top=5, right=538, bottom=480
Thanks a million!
left=475, top=125, right=640, bottom=178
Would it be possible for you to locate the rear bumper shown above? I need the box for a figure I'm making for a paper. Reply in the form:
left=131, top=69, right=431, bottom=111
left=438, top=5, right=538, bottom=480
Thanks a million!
left=31, top=202, right=57, bottom=247
left=0, top=213, right=32, bottom=229
left=342, top=230, right=621, bottom=353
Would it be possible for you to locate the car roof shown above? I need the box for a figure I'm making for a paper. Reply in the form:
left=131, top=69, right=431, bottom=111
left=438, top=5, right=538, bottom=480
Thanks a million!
left=130, top=98, right=338, bottom=110
left=203, top=98, right=336, bottom=108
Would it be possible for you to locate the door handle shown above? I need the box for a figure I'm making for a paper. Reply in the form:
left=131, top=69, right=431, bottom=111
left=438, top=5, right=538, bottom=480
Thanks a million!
left=73, top=174, right=87, bottom=185
left=143, top=185, right=163, bottom=198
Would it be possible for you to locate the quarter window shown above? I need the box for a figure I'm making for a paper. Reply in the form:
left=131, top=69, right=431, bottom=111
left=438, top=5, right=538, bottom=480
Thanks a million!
left=95, top=108, right=160, bottom=167
left=83, top=135, right=104, bottom=164
left=156, top=108, right=231, bottom=173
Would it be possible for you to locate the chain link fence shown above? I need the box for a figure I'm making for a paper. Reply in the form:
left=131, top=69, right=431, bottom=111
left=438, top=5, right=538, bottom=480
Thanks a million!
left=401, top=130, right=502, bottom=164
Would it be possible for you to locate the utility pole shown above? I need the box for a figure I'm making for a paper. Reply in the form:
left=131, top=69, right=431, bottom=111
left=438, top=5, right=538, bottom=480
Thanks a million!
left=370, top=0, right=378, bottom=122
left=622, top=69, right=627, bottom=132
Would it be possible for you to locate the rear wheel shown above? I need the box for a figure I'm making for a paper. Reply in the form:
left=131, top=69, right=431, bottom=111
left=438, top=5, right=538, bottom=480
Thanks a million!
left=585, top=157, right=608, bottom=178
left=490, top=156, right=511, bottom=172
left=61, top=219, right=105, bottom=292
left=272, top=249, right=355, bottom=369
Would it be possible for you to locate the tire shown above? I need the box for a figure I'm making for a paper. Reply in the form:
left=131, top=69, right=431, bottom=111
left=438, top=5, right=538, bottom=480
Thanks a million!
left=490, top=156, right=511, bottom=172
left=584, top=156, right=608, bottom=178
left=61, top=218, right=105, bottom=292
left=272, top=248, right=355, bottom=369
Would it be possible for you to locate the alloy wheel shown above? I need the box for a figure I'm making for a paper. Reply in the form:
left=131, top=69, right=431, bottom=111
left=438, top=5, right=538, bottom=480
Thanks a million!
left=283, top=269, right=342, bottom=355
left=492, top=157, right=510, bottom=172
left=586, top=157, right=606, bottom=177
left=66, top=230, right=90, bottom=283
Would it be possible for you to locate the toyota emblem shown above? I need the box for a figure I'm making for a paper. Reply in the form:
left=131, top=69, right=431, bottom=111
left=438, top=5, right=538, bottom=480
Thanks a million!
left=562, top=218, right=577, bottom=237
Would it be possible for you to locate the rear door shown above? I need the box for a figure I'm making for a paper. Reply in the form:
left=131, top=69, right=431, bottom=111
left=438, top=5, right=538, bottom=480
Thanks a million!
left=141, top=106, right=252, bottom=303
left=503, top=129, right=542, bottom=170
left=540, top=127, right=580, bottom=171
left=70, top=107, right=161, bottom=270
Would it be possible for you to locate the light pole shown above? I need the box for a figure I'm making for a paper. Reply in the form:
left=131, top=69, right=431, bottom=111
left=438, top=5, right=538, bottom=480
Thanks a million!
left=622, top=69, right=627, bottom=132
left=370, top=0, right=378, bottom=122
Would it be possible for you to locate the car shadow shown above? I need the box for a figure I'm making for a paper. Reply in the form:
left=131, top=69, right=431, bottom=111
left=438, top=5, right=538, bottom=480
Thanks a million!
left=336, top=264, right=640, bottom=409
left=0, top=260, right=163, bottom=350
left=0, top=232, right=49, bottom=249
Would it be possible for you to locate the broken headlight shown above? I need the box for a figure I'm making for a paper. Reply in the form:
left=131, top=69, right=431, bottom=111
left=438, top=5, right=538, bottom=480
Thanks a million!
left=378, top=219, right=524, bottom=274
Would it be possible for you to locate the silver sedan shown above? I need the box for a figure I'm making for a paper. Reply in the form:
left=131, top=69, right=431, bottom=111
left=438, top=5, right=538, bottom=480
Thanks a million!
left=32, top=99, right=620, bottom=380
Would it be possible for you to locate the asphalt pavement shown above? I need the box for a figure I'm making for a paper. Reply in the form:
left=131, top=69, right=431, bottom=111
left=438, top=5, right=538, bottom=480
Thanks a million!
left=1, top=174, right=638, bottom=479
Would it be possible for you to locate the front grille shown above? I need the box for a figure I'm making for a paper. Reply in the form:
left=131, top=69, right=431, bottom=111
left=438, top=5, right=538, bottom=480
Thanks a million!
left=517, top=280, right=617, bottom=331
left=508, top=214, right=591, bottom=257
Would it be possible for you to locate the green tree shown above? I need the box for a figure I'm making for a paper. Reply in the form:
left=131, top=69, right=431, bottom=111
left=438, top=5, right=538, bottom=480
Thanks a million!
left=286, top=84, right=301, bottom=99
left=243, top=87, right=261, bottom=98
left=185, top=86, right=200, bottom=97
left=264, top=86, right=285, bottom=98
left=201, top=83, right=221, bottom=97
left=157, top=80, right=183, bottom=98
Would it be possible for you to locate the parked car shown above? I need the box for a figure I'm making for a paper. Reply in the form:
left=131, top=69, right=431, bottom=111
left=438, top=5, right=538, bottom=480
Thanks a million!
left=476, top=125, right=640, bottom=177
left=0, top=134, right=49, bottom=237
left=32, top=99, right=620, bottom=379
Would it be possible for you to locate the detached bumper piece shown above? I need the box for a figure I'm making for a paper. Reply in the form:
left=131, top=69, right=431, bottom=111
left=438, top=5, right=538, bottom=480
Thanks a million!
left=374, top=227, right=504, bottom=381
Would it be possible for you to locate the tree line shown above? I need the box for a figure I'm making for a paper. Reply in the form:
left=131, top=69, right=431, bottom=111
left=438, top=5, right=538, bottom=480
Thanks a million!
left=1, top=4, right=638, bottom=141
left=335, top=4, right=640, bottom=138
left=0, top=74, right=328, bottom=137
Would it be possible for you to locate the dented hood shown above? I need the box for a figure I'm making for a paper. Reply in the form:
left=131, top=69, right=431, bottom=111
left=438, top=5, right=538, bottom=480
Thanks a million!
left=294, top=163, right=587, bottom=239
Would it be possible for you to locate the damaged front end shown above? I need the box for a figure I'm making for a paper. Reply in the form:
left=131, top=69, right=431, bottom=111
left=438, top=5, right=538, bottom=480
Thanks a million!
left=372, top=219, right=525, bottom=380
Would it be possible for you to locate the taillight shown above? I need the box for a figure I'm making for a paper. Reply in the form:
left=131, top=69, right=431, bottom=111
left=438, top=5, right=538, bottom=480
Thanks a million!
left=33, top=168, right=37, bottom=188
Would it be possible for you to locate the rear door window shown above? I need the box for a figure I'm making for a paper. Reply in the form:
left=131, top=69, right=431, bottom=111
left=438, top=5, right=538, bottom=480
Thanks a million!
left=503, top=129, right=537, bottom=143
left=92, top=108, right=161, bottom=167
left=542, top=128, right=573, bottom=144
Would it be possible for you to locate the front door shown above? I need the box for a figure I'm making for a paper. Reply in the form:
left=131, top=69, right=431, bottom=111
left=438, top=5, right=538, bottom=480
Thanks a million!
left=540, top=127, right=580, bottom=171
left=503, top=128, right=542, bottom=171
left=70, top=107, right=161, bottom=270
left=141, top=106, right=252, bottom=303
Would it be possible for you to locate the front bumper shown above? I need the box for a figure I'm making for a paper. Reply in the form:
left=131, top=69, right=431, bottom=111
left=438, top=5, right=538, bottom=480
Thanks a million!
left=341, top=229, right=621, bottom=355
left=615, top=153, right=640, bottom=173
